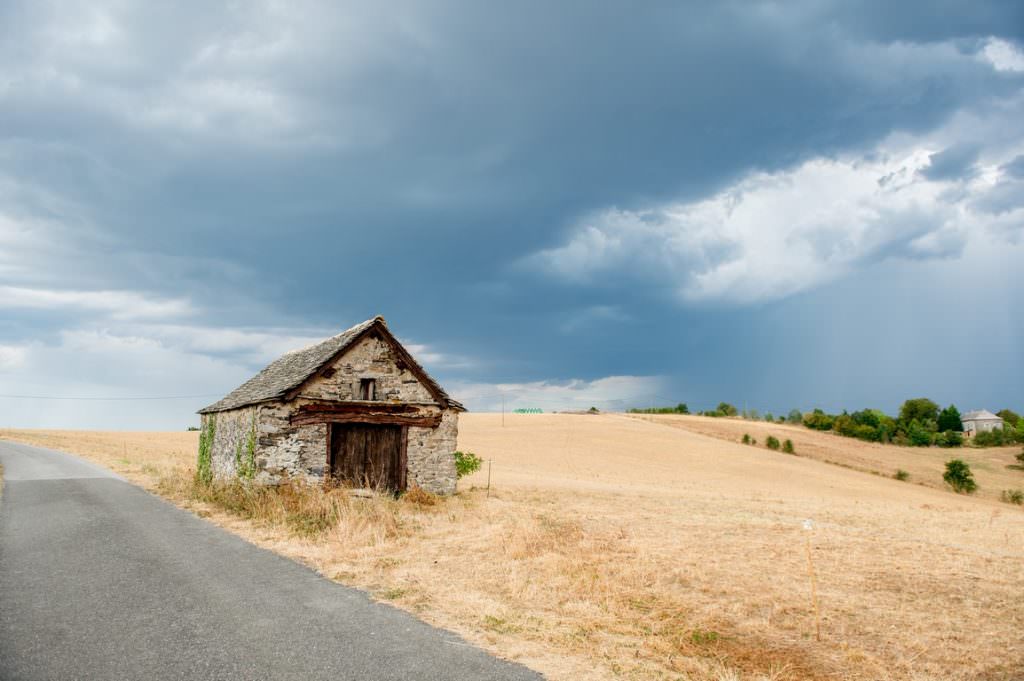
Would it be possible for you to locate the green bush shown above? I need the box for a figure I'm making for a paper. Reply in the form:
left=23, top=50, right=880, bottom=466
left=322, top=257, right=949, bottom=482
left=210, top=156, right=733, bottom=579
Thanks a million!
left=1001, top=489, right=1024, bottom=505
left=453, top=450, right=483, bottom=478
left=782, top=439, right=794, bottom=454
left=974, top=427, right=1020, bottom=447
left=893, top=469, right=910, bottom=481
left=943, top=459, right=977, bottom=494
left=765, top=436, right=780, bottom=451
left=742, top=433, right=751, bottom=445
left=938, top=430, right=963, bottom=448
left=717, top=402, right=738, bottom=417
left=803, top=409, right=834, bottom=431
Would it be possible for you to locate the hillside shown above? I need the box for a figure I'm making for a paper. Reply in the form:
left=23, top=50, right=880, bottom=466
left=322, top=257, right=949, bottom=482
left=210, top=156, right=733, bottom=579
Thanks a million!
left=628, top=413, right=1022, bottom=501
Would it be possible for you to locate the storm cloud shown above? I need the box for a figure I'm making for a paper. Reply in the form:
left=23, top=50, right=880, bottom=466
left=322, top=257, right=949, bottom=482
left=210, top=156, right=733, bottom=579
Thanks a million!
left=0, top=1, right=1022, bottom=427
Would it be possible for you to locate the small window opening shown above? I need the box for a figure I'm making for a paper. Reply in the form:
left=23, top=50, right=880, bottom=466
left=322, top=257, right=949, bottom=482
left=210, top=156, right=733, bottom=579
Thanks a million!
left=359, top=378, right=376, bottom=401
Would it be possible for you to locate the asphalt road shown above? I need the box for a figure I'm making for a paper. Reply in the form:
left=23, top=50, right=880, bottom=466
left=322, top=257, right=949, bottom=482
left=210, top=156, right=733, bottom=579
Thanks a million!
left=0, top=440, right=541, bottom=681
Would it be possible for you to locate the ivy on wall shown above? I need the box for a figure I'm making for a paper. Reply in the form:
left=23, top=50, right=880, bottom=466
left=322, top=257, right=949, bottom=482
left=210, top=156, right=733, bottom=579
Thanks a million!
left=235, top=413, right=258, bottom=480
left=196, top=414, right=216, bottom=484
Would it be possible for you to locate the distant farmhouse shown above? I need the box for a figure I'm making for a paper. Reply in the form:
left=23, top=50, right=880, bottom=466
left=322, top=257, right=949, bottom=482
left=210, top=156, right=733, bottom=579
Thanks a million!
left=198, top=317, right=464, bottom=494
left=960, top=409, right=1004, bottom=437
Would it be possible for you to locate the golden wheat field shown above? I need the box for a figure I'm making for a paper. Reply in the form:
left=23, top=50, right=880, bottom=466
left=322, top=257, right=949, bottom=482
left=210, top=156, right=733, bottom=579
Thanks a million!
left=2, top=414, right=1023, bottom=680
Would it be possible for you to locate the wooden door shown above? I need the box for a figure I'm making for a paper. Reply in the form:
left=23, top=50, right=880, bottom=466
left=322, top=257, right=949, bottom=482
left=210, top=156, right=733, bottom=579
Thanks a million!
left=330, top=423, right=404, bottom=491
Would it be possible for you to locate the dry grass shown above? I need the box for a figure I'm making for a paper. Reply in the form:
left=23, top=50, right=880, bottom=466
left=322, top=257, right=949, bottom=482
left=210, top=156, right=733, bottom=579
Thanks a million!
left=2, top=416, right=1023, bottom=680
left=642, top=413, right=1024, bottom=502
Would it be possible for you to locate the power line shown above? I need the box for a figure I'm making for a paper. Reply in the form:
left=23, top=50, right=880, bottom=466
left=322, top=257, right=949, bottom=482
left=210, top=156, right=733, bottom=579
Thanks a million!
left=0, top=393, right=223, bottom=401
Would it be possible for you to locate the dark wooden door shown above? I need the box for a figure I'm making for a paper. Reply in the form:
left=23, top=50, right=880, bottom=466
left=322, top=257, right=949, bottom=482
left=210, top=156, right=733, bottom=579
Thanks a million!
left=330, top=423, right=404, bottom=491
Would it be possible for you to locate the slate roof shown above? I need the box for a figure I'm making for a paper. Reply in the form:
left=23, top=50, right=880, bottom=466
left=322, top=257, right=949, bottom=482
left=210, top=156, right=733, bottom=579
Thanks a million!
left=198, top=317, right=464, bottom=414
left=961, top=409, right=1002, bottom=422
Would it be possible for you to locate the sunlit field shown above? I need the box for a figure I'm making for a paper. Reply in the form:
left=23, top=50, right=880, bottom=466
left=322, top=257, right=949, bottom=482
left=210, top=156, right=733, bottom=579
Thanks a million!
left=3, top=414, right=1022, bottom=680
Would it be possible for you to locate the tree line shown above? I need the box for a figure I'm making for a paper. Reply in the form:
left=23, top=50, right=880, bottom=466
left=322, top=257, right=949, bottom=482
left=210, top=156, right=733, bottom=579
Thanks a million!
left=629, top=399, right=1024, bottom=448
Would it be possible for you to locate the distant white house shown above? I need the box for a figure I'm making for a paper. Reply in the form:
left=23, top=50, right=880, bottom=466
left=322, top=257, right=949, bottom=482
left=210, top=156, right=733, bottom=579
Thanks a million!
left=961, top=409, right=1004, bottom=436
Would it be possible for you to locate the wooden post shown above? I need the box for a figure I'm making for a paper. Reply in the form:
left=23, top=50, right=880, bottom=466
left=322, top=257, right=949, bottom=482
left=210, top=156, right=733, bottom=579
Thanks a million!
left=486, top=460, right=492, bottom=498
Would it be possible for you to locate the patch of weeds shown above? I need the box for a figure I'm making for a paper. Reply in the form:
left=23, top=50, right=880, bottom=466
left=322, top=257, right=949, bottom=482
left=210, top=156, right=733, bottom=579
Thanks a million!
left=894, top=469, right=910, bottom=481
left=483, top=615, right=520, bottom=634
left=403, top=485, right=438, bottom=506
left=379, top=587, right=407, bottom=600
left=690, top=629, right=720, bottom=645
left=1001, top=489, right=1024, bottom=505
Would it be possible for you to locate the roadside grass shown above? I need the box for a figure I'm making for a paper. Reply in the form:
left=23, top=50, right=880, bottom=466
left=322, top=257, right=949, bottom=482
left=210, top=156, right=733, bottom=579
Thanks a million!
left=153, top=464, right=825, bottom=681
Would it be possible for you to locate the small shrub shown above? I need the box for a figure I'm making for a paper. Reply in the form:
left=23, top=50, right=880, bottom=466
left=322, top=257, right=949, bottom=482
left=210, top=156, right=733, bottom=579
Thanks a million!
left=750, top=438, right=757, bottom=446
left=742, top=433, right=751, bottom=445
left=782, top=439, right=794, bottom=454
left=1001, top=489, right=1024, bottom=505
left=893, top=469, right=910, bottom=481
left=403, top=485, right=438, bottom=506
left=765, top=436, right=781, bottom=451
left=943, top=459, right=977, bottom=494
left=453, top=450, right=483, bottom=478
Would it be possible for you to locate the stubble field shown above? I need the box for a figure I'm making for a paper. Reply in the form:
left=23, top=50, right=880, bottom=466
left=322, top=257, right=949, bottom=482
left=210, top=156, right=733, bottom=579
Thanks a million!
left=2, top=413, right=1022, bottom=680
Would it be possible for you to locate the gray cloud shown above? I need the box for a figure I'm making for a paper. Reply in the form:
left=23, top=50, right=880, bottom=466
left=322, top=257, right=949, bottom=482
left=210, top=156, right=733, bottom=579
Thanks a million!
left=0, top=1, right=1022, bottom=425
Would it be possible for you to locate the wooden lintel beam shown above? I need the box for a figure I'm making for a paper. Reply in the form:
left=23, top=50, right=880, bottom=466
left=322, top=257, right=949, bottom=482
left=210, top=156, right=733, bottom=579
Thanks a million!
left=290, top=413, right=442, bottom=428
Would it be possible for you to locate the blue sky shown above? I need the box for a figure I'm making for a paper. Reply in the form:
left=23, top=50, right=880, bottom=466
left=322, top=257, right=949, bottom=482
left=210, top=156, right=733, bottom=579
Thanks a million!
left=1, top=1, right=1022, bottom=429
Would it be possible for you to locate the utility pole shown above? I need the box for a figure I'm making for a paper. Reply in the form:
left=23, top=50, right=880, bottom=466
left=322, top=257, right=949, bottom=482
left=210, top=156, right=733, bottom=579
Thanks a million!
left=501, top=393, right=505, bottom=427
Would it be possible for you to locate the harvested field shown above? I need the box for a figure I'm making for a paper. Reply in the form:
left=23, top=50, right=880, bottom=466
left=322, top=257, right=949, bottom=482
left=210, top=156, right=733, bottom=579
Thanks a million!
left=2, top=415, right=1022, bottom=680
left=635, top=413, right=1024, bottom=502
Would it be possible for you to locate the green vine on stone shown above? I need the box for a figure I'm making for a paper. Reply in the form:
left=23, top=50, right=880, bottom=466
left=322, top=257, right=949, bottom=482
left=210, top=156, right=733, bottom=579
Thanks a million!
left=196, top=414, right=216, bottom=485
left=236, top=413, right=257, bottom=480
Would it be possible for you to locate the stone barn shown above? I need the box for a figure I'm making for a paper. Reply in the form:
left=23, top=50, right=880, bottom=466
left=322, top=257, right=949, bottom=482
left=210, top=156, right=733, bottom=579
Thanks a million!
left=197, top=316, right=465, bottom=494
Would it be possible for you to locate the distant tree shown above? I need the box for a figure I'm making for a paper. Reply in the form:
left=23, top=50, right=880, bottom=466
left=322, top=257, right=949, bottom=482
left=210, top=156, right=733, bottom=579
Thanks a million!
left=907, top=420, right=934, bottom=447
left=996, top=409, right=1021, bottom=427
left=937, top=405, right=963, bottom=432
left=803, top=409, right=835, bottom=431
left=787, top=409, right=803, bottom=424
left=943, top=459, right=977, bottom=494
left=717, top=402, right=738, bottom=417
left=676, top=403, right=690, bottom=414
left=763, top=412, right=774, bottom=422
left=899, top=398, right=939, bottom=427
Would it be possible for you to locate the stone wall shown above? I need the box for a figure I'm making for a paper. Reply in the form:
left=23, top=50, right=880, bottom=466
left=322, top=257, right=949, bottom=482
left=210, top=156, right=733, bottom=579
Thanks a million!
left=203, top=405, right=260, bottom=480
left=298, top=334, right=436, bottom=404
left=406, top=409, right=459, bottom=494
left=254, top=400, right=328, bottom=483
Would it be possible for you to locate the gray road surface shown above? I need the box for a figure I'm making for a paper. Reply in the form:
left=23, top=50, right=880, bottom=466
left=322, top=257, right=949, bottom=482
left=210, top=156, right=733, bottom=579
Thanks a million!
left=0, top=440, right=541, bottom=680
